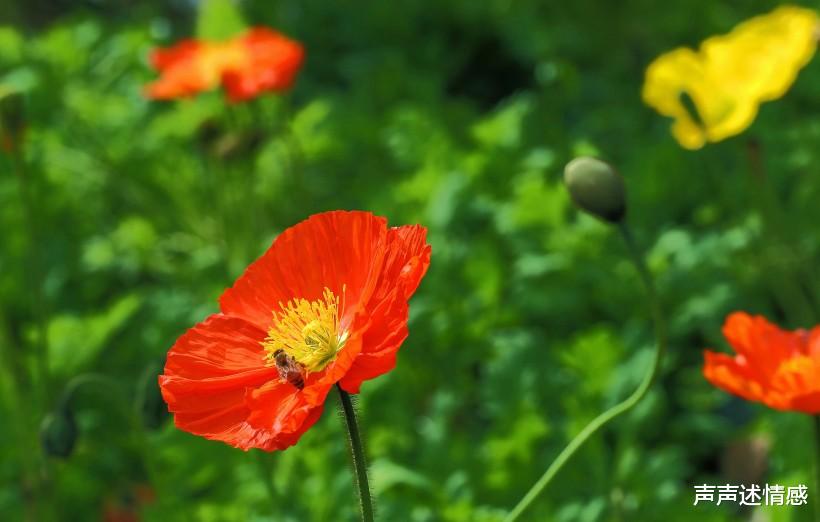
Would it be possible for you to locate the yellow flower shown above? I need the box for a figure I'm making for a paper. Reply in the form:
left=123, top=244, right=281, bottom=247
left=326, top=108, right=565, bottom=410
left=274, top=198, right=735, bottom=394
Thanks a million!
left=642, top=6, right=818, bottom=150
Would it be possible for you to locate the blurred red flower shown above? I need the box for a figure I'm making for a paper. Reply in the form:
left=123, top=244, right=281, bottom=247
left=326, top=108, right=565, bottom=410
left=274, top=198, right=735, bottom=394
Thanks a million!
left=145, top=27, right=304, bottom=102
left=703, top=312, right=820, bottom=413
left=159, top=211, right=431, bottom=451
left=101, top=484, right=154, bottom=522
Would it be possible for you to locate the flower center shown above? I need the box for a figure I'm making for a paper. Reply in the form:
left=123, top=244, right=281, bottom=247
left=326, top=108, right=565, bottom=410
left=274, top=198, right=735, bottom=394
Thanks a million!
left=263, top=287, right=348, bottom=374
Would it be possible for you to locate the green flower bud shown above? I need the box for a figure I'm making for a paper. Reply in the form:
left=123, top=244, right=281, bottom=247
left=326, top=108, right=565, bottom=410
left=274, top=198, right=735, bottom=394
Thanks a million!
left=563, top=157, right=626, bottom=223
left=40, top=407, right=77, bottom=458
left=137, top=360, right=168, bottom=430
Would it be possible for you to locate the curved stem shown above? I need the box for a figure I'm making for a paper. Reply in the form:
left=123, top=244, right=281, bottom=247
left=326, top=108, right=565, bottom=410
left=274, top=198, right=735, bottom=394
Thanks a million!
left=58, top=373, right=121, bottom=410
left=337, top=385, right=375, bottom=522
left=54, top=372, right=161, bottom=491
left=504, top=223, right=667, bottom=521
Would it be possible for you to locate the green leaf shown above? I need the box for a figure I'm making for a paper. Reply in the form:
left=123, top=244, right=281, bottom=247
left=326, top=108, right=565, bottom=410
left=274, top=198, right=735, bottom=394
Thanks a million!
left=370, top=459, right=433, bottom=495
left=0, top=67, right=39, bottom=99
left=195, top=0, right=247, bottom=41
left=47, top=295, right=142, bottom=376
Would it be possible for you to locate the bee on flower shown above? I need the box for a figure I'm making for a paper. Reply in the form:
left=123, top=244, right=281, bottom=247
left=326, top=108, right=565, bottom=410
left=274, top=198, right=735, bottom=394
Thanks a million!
left=158, top=211, right=431, bottom=451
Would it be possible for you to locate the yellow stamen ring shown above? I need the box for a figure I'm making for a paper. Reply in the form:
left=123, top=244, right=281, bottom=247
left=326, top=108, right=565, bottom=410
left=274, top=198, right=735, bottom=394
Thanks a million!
left=263, top=287, right=348, bottom=374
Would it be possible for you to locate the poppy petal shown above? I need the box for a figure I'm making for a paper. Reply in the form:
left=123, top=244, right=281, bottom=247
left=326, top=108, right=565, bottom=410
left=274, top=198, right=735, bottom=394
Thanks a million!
left=246, top=381, right=323, bottom=439
left=219, top=211, right=388, bottom=332
left=721, top=312, right=802, bottom=382
left=340, top=288, right=408, bottom=394
left=222, top=28, right=305, bottom=102
left=145, top=40, right=215, bottom=99
left=340, top=226, right=431, bottom=393
left=159, top=314, right=314, bottom=450
left=702, top=350, right=776, bottom=407
left=376, top=225, right=432, bottom=301
left=790, top=391, right=820, bottom=413
left=770, top=355, right=820, bottom=408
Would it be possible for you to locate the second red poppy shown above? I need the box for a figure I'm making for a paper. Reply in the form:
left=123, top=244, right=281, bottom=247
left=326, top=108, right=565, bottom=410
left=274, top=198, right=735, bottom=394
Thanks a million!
left=145, top=27, right=304, bottom=102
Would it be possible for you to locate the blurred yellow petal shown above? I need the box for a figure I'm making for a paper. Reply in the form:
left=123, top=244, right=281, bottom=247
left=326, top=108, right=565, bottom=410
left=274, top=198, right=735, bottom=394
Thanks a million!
left=643, top=48, right=710, bottom=149
left=643, top=5, right=818, bottom=149
left=703, top=6, right=818, bottom=101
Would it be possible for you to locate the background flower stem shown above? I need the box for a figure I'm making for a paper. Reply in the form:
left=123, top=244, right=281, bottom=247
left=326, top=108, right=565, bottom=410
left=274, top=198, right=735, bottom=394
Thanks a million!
left=10, top=142, right=50, bottom=521
left=11, top=146, right=50, bottom=400
left=744, top=140, right=819, bottom=324
left=813, top=415, right=820, bottom=522
left=253, top=451, right=279, bottom=510
left=504, top=222, right=668, bottom=521
left=337, top=385, right=375, bottom=522
left=56, top=372, right=160, bottom=496
left=196, top=151, right=233, bottom=280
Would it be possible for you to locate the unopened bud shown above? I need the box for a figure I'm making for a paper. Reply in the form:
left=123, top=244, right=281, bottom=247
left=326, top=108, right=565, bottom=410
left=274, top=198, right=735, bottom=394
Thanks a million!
left=563, top=157, right=626, bottom=223
left=40, top=407, right=77, bottom=458
left=137, top=360, right=168, bottom=430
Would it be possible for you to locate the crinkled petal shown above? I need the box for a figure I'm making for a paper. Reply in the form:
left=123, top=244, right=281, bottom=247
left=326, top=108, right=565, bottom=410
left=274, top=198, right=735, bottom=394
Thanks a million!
left=375, top=225, right=432, bottom=301
left=219, top=210, right=388, bottom=332
left=340, top=288, right=408, bottom=393
left=702, top=350, right=783, bottom=408
left=769, top=355, right=820, bottom=412
left=340, top=225, right=431, bottom=393
left=722, top=312, right=804, bottom=382
left=705, top=313, right=820, bottom=413
left=159, top=314, right=316, bottom=451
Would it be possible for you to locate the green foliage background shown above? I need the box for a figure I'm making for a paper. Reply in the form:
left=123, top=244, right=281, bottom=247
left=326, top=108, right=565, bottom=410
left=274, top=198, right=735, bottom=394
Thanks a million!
left=2, top=0, right=820, bottom=520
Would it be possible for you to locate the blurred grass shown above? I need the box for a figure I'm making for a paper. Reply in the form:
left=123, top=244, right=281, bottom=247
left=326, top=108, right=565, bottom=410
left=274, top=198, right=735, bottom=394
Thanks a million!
left=3, top=0, right=820, bottom=520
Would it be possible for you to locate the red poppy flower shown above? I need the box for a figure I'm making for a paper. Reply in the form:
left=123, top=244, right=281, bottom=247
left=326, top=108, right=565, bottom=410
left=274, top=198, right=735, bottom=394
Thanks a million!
left=703, top=312, right=820, bottom=413
left=145, top=27, right=304, bottom=102
left=159, top=211, right=431, bottom=450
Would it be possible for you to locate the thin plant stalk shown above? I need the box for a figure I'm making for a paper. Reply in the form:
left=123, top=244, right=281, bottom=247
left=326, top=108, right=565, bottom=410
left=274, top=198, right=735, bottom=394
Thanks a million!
left=811, top=416, right=820, bottom=522
left=504, top=223, right=667, bottom=521
left=253, top=451, right=279, bottom=509
left=746, top=142, right=820, bottom=516
left=744, top=140, right=818, bottom=322
left=337, top=385, right=375, bottom=522
left=11, top=147, right=49, bottom=399
left=813, top=416, right=820, bottom=522
left=8, top=136, right=50, bottom=521
left=56, top=373, right=161, bottom=495
left=196, top=150, right=232, bottom=279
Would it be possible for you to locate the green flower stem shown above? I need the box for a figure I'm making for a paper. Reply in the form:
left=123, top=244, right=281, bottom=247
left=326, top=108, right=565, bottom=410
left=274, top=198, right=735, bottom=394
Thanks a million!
left=746, top=142, right=820, bottom=518
left=59, top=373, right=120, bottom=409
left=57, top=373, right=161, bottom=492
left=254, top=450, right=279, bottom=509
left=0, top=313, right=41, bottom=521
left=337, top=385, right=375, bottom=522
left=11, top=147, right=50, bottom=399
left=504, top=222, right=667, bottom=522
left=196, top=152, right=232, bottom=280
left=744, top=140, right=818, bottom=323
left=813, top=415, right=820, bottom=522
left=10, top=145, right=51, bottom=520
